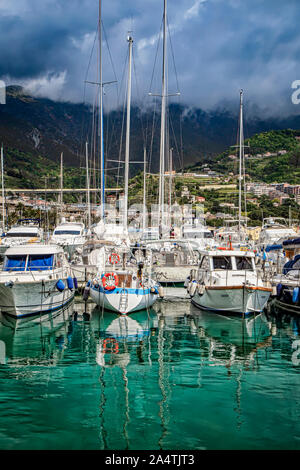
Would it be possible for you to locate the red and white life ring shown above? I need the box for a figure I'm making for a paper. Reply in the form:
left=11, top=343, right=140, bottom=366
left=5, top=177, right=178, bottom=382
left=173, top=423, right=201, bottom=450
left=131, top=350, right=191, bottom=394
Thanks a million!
left=103, top=338, right=119, bottom=354
left=102, top=272, right=119, bottom=290
left=109, top=253, right=120, bottom=265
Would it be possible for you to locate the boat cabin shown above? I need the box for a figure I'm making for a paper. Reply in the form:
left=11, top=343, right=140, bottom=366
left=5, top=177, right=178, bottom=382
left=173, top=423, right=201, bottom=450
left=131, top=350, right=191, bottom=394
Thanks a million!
left=3, top=245, right=66, bottom=272
left=52, top=222, right=85, bottom=237
left=198, top=250, right=256, bottom=272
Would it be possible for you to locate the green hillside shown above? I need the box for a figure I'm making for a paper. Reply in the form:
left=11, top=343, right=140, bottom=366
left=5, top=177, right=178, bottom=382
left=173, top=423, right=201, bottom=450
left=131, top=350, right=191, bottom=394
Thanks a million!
left=209, top=129, right=300, bottom=184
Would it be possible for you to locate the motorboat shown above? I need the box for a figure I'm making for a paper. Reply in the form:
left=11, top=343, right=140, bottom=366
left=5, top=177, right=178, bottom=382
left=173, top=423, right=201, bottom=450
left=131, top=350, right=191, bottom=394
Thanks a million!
left=188, top=249, right=272, bottom=315
left=258, top=217, right=298, bottom=250
left=0, top=218, right=43, bottom=254
left=271, top=237, right=300, bottom=314
left=0, top=245, right=75, bottom=320
left=181, top=223, right=215, bottom=250
left=49, top=220, right=87, bottom=259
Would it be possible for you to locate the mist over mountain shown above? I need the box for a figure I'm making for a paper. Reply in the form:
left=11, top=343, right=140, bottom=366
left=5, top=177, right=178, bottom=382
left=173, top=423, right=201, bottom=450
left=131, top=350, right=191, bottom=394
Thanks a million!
left=1, top=85, right=300, bottom=179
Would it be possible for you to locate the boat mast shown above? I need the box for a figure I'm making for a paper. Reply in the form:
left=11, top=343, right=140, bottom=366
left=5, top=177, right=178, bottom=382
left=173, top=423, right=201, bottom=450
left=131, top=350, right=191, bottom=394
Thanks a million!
left=158, top=0, right=168, bottom=231
left=143, top=146, right=147, bottom=232
left=99, top=0, right=105, bottom=220
left=169, top=147, right=173, bottom=208
left=123, top=34, right=133, bottom=230
left=1, top=145, right=5, bottom=233
left=238, top=89, right=244, bottom=238
left=59, top=152, right=63, bottom=218
left=86, top=142, right=91, bottom=230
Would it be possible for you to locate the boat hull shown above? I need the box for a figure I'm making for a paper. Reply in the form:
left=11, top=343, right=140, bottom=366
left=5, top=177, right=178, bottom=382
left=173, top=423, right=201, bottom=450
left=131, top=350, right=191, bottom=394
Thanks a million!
left=191, top=285, right=271, bottom=315
left=0, top=279, right=75, bottom=319
left=90, top=286, right=158, bottom=315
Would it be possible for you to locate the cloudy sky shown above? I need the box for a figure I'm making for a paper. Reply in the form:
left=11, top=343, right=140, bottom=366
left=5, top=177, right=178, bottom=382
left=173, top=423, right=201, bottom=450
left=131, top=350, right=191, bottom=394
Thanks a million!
left=1, top=0, right=300, bottom=116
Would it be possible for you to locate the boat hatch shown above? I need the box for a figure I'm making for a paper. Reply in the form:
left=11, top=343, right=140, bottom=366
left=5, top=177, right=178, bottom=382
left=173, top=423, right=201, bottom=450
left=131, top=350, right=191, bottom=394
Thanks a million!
left=4, top=254, right=54, bottom=272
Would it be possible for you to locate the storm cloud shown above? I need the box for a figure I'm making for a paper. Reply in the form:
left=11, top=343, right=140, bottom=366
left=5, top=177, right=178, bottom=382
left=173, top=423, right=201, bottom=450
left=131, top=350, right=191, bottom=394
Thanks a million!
left=1, top=0, right=300, bottom=116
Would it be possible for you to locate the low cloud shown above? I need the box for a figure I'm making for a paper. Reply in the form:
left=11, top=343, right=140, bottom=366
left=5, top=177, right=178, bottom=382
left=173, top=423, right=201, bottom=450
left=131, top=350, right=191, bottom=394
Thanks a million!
left=0, top=0, right=300, bottom=117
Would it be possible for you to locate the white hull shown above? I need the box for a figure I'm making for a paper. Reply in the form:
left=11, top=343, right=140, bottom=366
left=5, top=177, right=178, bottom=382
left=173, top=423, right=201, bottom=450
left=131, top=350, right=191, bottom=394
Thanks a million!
left=192, top=286, right=271, bottom=315
left=90, top=286, right=158, bottom=315
left=0, top=279, right=74, bottom=319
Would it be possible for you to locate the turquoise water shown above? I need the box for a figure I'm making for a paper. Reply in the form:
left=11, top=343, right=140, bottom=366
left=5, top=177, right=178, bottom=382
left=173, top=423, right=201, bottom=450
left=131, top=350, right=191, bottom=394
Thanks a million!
left=0, top=298, right=300, bottom=450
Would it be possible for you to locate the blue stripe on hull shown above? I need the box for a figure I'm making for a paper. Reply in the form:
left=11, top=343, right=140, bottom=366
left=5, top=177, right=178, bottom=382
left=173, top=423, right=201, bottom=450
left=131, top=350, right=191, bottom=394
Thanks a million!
left=91, top=286, right=152, bottom=295
left=3, top=295, right=74, bottom=319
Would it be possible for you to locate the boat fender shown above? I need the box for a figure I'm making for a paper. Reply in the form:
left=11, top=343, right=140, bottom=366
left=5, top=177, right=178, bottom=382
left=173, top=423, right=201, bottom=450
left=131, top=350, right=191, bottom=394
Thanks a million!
left=293, top=287, right=300, bottom=304
left=272, top=286, right=277, bottom=296
left=158, top=286, right=164, bottom=298
left=276, top=283, right=283, bottom=299
left=190, top=281, right=197, bottom=297
left=198, top=284, right=205, bottom=295
left=82, top=281, right=91, bottom=301
left=67, top=276, right=74, bottom=290
left=5, top=280, right=14, bottom=288
left=56, top=279, right=65, bottom=292
left=73, top=277, right=78, bottom=290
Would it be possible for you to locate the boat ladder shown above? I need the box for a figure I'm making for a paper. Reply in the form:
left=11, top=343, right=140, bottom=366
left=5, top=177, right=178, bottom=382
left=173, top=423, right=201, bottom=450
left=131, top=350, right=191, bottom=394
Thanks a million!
left=119, top=289, right=128, bottom=313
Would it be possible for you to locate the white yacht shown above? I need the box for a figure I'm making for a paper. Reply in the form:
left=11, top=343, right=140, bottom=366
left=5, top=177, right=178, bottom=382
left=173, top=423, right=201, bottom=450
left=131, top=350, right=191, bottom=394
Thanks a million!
left=188, top=249, right=272, bottom=315
left=0, top=218, right=43, bottom=253
left=50, top=220, right=87, bottom=259
left=181, top=223, right=215, bottom=250
left=0, top=245, right=75, bottom=320
left=258, top=217, right=297, bottom=250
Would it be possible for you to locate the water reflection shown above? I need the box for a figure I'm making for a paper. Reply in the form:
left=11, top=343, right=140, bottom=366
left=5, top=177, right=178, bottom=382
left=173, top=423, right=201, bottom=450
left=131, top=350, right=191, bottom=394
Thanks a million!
left=0, top=298, right=299, bottom=450
left=0, top=302, right=74, bottom=366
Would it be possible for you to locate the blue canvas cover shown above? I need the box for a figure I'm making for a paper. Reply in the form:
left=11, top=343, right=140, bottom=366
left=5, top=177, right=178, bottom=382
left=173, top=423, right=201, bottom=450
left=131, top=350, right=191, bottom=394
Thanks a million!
left=4, top=256, right=26, bottom=271
left=265, top=244, right=282, bottom=252
left=27, top=254, right=54, bottom=271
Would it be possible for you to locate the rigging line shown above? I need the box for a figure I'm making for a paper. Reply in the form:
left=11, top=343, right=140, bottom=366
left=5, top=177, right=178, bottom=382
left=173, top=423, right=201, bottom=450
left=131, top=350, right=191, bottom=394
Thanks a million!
left=166, top=18, right=180, bottom=94
left=169, top=110, right=180, bottom=171
left=102, top=20, right=119, bottom=101
left=116, top=48, right=130, bottom=188
left=79, top=26, right=99, bottom=166
left=148, top=96, right=158, bottom=177
left=145, top=18, right=163, bottom=151
left=132, top=48, right=146, bottom=148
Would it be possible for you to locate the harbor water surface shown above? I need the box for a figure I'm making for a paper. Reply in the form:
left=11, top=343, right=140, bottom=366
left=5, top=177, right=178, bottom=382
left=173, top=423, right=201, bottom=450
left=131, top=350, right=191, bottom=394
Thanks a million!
left=0, top=298, right=299, bottom=450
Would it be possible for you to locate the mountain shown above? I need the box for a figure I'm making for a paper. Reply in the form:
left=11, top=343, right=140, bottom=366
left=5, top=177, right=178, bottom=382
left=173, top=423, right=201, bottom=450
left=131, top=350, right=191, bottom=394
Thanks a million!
left=2, top=85, right=300, bottom=182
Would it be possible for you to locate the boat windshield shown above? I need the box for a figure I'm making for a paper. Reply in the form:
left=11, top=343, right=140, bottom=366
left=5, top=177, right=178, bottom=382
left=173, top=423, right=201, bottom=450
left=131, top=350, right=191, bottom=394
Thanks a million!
left=4, top=254, right=54, bottom=272
left=4, top=255, right=27, bottom=271
left=213, top=256, right=232, bottom=270
left=27, top=254, right=54, bottom=271
left=235, top=256, right=253, bottom=270
left=54, top=230, right=81, bottom=235
left=5, top=232, right=38, bottom=238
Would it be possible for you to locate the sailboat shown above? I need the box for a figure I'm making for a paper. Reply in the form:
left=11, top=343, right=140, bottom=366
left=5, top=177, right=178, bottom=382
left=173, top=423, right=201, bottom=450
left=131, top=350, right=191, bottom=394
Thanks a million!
left=88, top=35, right=160, bottom=315
left=140, top=0, right=201, bottom=297
left=49, top=153, right=87, bottom=260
